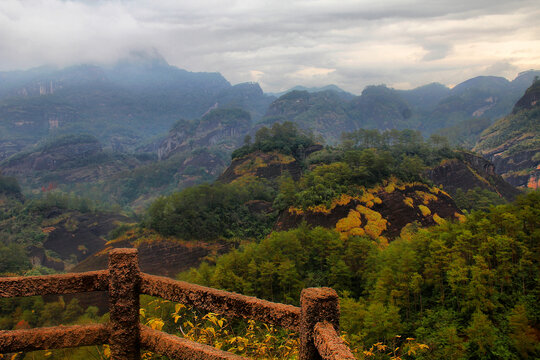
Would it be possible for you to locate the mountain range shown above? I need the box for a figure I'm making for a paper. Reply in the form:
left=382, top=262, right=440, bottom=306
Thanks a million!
left=1, top=56, right=538, bottom=208
left=0, top=52, right=274, bottom=158
left=260, top=71, right=540, bottom=143
left=1, top=52, right=538, bottom=158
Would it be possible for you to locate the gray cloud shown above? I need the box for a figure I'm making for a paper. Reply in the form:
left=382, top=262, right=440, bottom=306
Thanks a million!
left=0, top=0, right=539, bottom=93
left=421, top=43, right=453, bottom=61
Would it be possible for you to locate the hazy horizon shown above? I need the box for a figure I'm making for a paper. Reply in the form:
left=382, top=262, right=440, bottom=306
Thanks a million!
left=1, top=0, right=539, bottom=93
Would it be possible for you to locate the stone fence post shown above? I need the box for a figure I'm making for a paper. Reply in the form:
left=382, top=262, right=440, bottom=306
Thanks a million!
left=299, top=287, right=340, bottom=360
left=109, top=248, right=141, bottom=360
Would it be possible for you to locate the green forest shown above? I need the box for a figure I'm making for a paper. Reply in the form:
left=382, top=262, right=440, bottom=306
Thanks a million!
left=182, top=192, right=540, bottom=359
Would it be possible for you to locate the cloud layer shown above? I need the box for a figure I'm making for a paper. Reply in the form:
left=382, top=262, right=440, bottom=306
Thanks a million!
left=1, top=0, right=539, bottom=93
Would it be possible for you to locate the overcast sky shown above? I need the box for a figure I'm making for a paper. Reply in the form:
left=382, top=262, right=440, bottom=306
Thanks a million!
left=0, top=0, right=539, bottom=93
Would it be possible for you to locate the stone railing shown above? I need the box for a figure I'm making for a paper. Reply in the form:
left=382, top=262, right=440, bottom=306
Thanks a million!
left=0, top=248, right=355, bottom=360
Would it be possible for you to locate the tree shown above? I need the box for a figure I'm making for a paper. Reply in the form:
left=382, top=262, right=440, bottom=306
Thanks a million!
left=465, top=311, right=497, bottom=357
left=0, top=243, right=30, bottom=273
left=508, top=304, right=538, bottom=358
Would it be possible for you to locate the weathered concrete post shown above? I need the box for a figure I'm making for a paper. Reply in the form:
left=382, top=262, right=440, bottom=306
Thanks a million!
left=108, top=248, right=141, bottom=360
left=299, top=287, right=340, bottom=360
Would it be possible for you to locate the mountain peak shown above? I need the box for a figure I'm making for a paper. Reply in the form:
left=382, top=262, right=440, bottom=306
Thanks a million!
left=451, top=76, right=510, bottom=94
left=115, top=49, right=169, bottom=69
left=269, top=84, right=353, bottom=98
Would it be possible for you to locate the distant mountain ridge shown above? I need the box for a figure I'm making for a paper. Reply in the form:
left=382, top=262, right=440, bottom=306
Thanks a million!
left=269, top=84, right=355, bottom=99
left=0, top=134, right=151, bottom=187
left=1, top=55, right=537, bottom=155
left=0, top=53, right=274, bottom=155
left=396, top=82, right=450, bottom=111
left=259, top=71, right=540, bottom=143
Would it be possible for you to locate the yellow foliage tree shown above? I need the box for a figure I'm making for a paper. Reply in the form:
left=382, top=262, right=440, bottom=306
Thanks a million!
left=403, top=197, right=414, bottom=208
left=336, top=210, right=365, bottom=239
left=418, top=205, right=431, bottom=217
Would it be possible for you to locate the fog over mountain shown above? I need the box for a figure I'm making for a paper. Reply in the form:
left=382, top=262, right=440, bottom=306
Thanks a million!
left=0, top=0, right=538, bottom=93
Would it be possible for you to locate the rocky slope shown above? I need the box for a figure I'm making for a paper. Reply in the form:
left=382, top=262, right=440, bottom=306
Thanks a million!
left=29, top=208, right=131, bottom=271
left=68, top=229, right=228, bottom=310
left=0, top=184, right=131, bottom=273
left=427, top=152, right=521, bottom=201
left=218, top=151, right=303, bottom=183
left=474, top=79, right=540, bottom=188
left=276, top=182, right=462, bottom=241
left=218, top=143, right=323, bottom=184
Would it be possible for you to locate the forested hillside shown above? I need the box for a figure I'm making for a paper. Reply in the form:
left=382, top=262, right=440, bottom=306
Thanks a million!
left=135, top=124, right=538, bottom=359
left=181, top=192, right=540, bottom=359
left=137, top=124, right=520, bottom=245
left=1, top=68, right=537, bottom=217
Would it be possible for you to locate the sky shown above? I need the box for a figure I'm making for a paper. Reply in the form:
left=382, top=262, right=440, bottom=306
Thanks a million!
left=0, top=0, right=539, bottom=94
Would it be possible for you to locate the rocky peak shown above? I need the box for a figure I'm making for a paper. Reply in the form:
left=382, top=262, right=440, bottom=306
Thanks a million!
left=157, top=108, right=251, bottom=160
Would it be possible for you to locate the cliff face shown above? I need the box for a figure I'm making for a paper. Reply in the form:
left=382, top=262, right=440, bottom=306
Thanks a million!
left=73, top=230, right=227, bottom=277
left=512, top=78, right=540, bottom=113
left=41, top=210, right=130, bottom=267
left=276, top=183, right=461, bottom=241
left=474, top=80, right=540, bottom=188
left=69, top=230, right=229, bottom=311
left=12, top=206, right=132, bottom=272
left=427, top=152, right=521, bottom=201
left=489, top=149, right=539, bottom=188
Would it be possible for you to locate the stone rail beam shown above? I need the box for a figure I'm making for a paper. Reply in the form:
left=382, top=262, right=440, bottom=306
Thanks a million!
left=141, top=273, right=301, bottom=332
